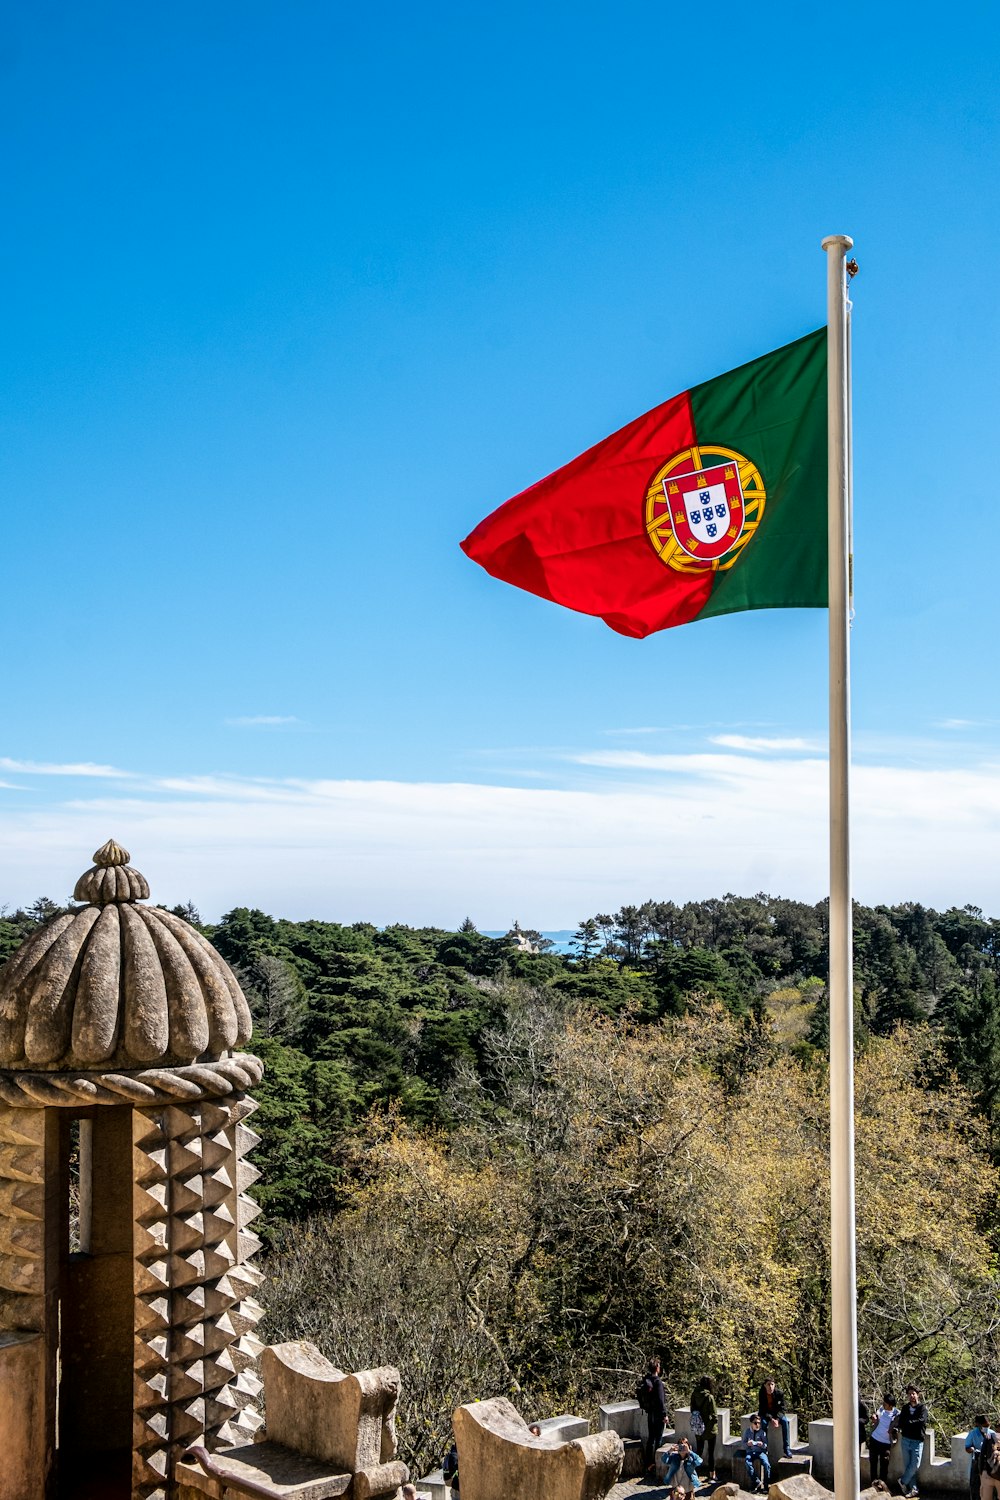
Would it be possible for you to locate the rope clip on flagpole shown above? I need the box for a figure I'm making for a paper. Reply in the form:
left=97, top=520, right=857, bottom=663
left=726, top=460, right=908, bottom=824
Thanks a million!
left=821, top=231, right=858, bottom=1500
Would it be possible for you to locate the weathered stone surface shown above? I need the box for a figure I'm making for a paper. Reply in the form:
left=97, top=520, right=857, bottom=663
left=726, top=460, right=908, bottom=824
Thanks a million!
left=0, top=841, right=252, bottom=1072
left=537, top=1415, right=591, bottom=1442
left=767, top=1474, right=833, bottom=1500
left=263, top=1341, right=402, bottom=1475
left=176, top=1441, right=353, bottom=1498
left=177, top=1440, right=353, bottom=1500
left=453, top=1395, right=624, bottom=1500
left=352, top=1460, right=410, bottom=1499
left=74, top=841, right=150, bottom=905
left=772, top=1456, right=813, bottom=1483
left=72, top=904, right=122, bottom=1062
left=0, top=1331, right=46, bottom=1499
left=23, top=905, right=101, bottom=1064
left=121, top=903, right=171, bottom=1061
left=620, top=1437, right=643, bottom=1480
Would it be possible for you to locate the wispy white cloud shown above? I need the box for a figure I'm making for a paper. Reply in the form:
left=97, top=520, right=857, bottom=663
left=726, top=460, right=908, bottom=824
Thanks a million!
left=1, top=744, right=999, bottom=925
left=934, top=718, right=986, bottom=731
left=571, top=749, right=826, bottom=780
left=225, top=715, right=301, bottom=727
left=0, top=758, right=134, bottom=779
left=601, top=726, right=670, bottom=736
left=710, top=734, right=819, bottom=752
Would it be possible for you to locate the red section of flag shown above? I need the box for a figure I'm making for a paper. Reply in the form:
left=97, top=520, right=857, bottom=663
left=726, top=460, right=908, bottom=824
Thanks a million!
left=460, top=390, right=713, bottom=638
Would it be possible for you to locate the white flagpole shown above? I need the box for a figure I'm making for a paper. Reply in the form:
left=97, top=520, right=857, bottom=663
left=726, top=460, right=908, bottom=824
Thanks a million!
left=822, top=232, right=858, bottom=1500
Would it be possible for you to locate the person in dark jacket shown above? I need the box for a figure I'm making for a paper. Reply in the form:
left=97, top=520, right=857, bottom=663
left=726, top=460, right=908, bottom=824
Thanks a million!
left=965, top=1415, right=997, bottom=1500
left=638, top=1362, right=668, bottom=1476
left=691, top=1376, right=719, bottom=1480
left=743, top=1415, right=771, bottom=1494
left=979, top=1432, right=1000, bottom=1500
left=898, top=1385, right=929, bottom=1497
left=639, top=1357, right=668, bottom=1476
left=758, top=1378, right=793, bottom=1460
left=443, top=1441, right=460, bottom=1495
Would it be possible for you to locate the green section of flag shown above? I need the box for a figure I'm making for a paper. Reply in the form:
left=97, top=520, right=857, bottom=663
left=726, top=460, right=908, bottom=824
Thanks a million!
left=690, top=328, right=828, bottom=622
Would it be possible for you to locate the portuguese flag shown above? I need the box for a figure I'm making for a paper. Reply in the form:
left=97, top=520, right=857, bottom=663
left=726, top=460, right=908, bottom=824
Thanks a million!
left=461, top=328, right=827, bottom=638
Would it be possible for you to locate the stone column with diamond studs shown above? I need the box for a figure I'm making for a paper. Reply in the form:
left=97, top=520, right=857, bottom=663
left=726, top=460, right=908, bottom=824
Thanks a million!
left=0, top=840, right=263, bottom=1500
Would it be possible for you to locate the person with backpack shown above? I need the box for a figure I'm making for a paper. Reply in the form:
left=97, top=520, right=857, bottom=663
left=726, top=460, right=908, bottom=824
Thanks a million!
left=691, top=1376, right=718, bottom=1480
left=868, top=1392, right=901, bottom=1486
left=979, top=1430, right=1000, bottom=1500
left=637, top=1357, right=668, bottom=1476
left=966, top=1416, right=999, bottom=1500
left=898, top=1385, right=929, bottom=1497
left=442, top=1440, right=460, bottom=1495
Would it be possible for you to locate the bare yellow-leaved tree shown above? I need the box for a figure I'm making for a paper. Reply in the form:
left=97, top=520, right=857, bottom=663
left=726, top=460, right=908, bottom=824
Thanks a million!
left=263, top=989, right=1000, bottom=1476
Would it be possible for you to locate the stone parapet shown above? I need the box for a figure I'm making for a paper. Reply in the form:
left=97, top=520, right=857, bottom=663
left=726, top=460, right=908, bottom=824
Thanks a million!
left=175, top=1440, right=352, bottom=1498
left=805, top=1417, right=969, bottom=1493
left=537, top=1415, right=591, bottom=1442
left=454, top=1396, right=623, bottom=1500
left=672, top=1406, right=733, bottom=1446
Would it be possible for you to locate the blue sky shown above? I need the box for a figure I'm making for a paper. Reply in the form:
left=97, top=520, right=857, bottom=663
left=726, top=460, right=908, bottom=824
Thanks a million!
left=1, top=0, right=998, bottom=924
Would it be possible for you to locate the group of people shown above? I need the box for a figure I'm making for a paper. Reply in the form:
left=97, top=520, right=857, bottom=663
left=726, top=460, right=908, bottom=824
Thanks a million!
left=865, top=1388, right=929, bottom=1498
left=640, top=1366, right=1000, bottom=1500
left=865, top=1387, right=1000, bottom=1500
left=637, top=1362, right=793, bottom=1492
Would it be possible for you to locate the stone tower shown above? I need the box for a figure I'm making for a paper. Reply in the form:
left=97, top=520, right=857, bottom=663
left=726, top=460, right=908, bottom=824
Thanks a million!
left=0, top=841, right=265, bottom=1500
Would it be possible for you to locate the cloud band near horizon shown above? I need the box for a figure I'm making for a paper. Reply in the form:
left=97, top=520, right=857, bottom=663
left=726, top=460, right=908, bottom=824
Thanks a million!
left=1, top=743, right=998, bottom=928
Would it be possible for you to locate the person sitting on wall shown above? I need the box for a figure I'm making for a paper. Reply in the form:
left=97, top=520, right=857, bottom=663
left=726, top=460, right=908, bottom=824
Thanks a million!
left=758, top=1376, right=793, bottom=1460
left=966, top=1416, right=998, bottom=1500
left=662, top=1436, right=704, bottom=1494
left=743, top=1414, right=771, bottom=1494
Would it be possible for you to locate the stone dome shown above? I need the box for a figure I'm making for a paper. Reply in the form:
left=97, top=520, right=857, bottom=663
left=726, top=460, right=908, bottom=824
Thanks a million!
left=0, top=840, right=253, bottom=1071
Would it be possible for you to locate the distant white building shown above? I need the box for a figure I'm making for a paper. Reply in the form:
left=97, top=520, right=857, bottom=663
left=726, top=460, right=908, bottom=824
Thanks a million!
left=505, top=920, right=539, bottom=954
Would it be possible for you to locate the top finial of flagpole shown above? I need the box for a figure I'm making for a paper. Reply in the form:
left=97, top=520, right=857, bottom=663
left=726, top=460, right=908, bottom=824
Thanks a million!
left=821, top=234, right=854, bottom=252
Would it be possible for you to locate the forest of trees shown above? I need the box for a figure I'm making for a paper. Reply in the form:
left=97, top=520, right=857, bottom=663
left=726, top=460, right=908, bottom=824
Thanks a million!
left=3, top=890, right=1000, bottom=1473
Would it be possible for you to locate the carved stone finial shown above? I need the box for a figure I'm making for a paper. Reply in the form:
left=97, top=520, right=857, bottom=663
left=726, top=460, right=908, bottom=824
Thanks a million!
left=93, top=838, right=130, bottom=868
left=73, top=839, right=150, bottom=905
left=0, top=842, right=253, bottom=1071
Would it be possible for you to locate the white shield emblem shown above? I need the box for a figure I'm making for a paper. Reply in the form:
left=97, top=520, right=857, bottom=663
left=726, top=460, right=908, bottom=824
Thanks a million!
left=684, top=481, right=731, bottom=546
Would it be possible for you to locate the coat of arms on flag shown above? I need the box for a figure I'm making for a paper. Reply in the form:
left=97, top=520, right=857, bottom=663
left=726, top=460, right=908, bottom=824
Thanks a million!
left=645, top=445, right=766, bottom=575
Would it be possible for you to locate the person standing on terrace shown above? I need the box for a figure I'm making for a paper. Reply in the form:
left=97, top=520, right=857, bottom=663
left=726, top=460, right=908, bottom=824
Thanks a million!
left=868, top=1392, right=901, bottom=1487
left=691, top=1376, right=718, bottom=1481
left=898, top=1385, right=929, bottom=1498
left=965, top=1415, right=997, bottom=1500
